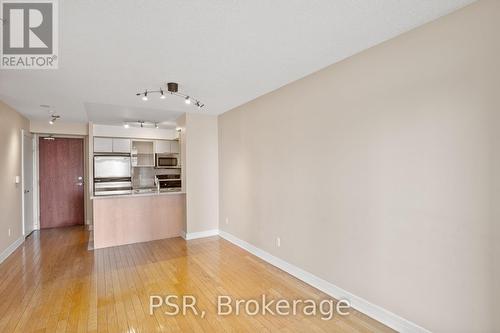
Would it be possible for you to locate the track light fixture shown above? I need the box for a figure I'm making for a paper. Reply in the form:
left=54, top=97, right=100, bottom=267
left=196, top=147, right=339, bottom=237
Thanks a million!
left=136, top=82, right=204, bottom=110
left=49, top=114, right=60, bottom=125
left=123, top=120, right=162, bottom=129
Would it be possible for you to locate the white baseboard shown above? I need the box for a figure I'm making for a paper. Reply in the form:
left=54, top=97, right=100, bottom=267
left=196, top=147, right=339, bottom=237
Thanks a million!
left=184, top=229, right=219, bottom=240
left=218, top=230, right=430, bottom=333
left=180, top=230, right=187, bottom=240
left=0, top=236, right=24, bottom=265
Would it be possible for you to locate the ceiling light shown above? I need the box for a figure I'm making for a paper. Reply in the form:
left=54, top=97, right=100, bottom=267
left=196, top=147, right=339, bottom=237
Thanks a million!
left=136, top=82, right=204, bottom=110
left=126, top=120, right=161, bottom=128
left=49, top=114, right=60, bottom=125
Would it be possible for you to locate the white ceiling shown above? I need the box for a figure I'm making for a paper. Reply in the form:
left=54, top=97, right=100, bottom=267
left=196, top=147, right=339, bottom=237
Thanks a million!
left=0, top=0, right=475, bottom=125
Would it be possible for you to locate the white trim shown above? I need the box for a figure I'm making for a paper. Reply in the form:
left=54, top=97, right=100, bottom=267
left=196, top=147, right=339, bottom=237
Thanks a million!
left=184, top=229, right=219, bottom=240
left=21, top=129, right=25, bottom=236
left=0, top=237, right=24, bottom=265
left=180, top=230, right=187, bottom=240
left=218, top=230, right=430, bottom=333
left=86, top=222, right=93, bottom=231
left=21, top=131, right=36, bottom=236
left=33, top=134, right=40, bottom=230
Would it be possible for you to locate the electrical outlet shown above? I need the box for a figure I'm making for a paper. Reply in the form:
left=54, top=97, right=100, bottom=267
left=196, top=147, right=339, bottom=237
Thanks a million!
left=276, top=237, right=281, bottom=248
left=225, top=217, right=229, bottom=225
left=8, top=228, right=11, bottom=237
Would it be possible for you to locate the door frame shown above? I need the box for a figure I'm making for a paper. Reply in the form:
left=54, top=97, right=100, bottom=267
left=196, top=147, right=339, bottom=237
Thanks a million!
left=21, top=129, right=36, bottom=236
left=34, top=134, right=89, bottom=230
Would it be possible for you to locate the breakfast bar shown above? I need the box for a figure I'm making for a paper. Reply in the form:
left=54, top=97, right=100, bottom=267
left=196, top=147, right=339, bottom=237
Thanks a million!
left=92, top=191, right=186, bottom=249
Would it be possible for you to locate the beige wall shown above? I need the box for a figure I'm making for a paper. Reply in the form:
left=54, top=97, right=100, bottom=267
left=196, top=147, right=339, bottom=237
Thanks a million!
left=0, top=101, right=29, bottom=257
left=494, top=92, right=500, bottom=330
left=177, top=114, right=187, bottom=233
left=218, top=1, right=498, bottom=332
left=183, top=113, right=219, bottom=234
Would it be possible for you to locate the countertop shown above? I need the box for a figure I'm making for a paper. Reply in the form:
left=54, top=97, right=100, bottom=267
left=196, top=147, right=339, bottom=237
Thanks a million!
left=92, top=189, right=185, bottom=200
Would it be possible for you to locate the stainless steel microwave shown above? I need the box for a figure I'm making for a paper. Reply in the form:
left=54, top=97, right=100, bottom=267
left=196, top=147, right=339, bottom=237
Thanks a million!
left=155, top=154, right=180, bottom=168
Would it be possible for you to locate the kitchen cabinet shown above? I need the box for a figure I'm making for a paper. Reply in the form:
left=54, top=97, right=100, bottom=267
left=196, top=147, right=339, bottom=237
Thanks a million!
left=170, top=141, right=180, bottom=153
left=155, top=140, right=171, bottom=154
left=94, top=137, right=131, bottom=153
left=154, top=140, right=180, bottom=154
left=94, top=137, right=113, bottom=153
left=131, top=140, right=155, bottom=167
left=112, top=138, right=131, bottom=153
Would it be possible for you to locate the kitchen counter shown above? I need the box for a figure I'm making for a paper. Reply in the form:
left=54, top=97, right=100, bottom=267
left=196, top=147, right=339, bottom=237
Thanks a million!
left=92, top=190, right=186, bottom=249
left=92, top=189, right=185, bottom=200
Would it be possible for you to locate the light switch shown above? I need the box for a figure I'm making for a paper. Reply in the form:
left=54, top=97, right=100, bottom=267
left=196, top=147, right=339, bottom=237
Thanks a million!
left=15, top=176, right=20, bottom=184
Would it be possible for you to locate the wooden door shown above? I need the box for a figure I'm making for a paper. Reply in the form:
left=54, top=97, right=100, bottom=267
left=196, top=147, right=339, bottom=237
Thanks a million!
left=39, top=137, right=84, bottom=228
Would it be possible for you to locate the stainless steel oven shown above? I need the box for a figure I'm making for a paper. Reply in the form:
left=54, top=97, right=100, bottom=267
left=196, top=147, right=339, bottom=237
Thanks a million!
left=155, top=154, right=180, bottom=169
left=94, top=177, right=132, bottom=196
left=94, top=155, right=132, bottom=196
left=155, top=174, right=181, bottom=191
left=94, top=155, right=131, bottom=178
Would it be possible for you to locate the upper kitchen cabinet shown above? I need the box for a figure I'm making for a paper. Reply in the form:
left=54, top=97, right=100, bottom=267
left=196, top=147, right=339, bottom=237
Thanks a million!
left=155, top=140, right=180, bottom=154
left=155, top=140, right=171, bottom=154
left=131, top=140, right=155, bottom=167
left=94, top=137, right=131, bottom=153
left=94, top=137, right=113, bottom=153
left=170, top=140, right=180, bottom=154
left=112, top=138, right=131, bottom=153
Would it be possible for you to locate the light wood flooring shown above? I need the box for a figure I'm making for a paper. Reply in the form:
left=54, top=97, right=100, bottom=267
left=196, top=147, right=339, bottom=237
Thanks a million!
left=0, top=227, right=394, bottom=332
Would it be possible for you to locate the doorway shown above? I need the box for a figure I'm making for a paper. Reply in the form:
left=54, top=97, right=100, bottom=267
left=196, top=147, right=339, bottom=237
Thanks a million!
left=39, top=137, right=85, bottom=228
left=22, top=131, right=34, bottom=237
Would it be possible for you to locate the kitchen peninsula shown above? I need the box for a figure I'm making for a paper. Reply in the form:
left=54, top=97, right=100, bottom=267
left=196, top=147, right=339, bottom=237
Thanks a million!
left=91, top=126, right=186, bottom=249
left=92, top=190, right=185, bottom=249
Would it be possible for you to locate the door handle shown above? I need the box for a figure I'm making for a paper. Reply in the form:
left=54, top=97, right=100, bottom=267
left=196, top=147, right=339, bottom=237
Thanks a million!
left=24, top=190, right=30, bottom=193
left=76, top=182, right=83, bottom=186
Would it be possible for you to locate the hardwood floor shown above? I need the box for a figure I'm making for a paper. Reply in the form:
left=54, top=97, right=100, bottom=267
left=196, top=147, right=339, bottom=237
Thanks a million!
left=0, top=227, right=394, bottom=332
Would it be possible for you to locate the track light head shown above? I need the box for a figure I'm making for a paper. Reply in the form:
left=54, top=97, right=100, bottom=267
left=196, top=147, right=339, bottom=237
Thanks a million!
left=185, top=96, right=191, bottom=105
left=142, top=91, right=148, bottom=101
left=160, top=90, right=166, bottom=99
